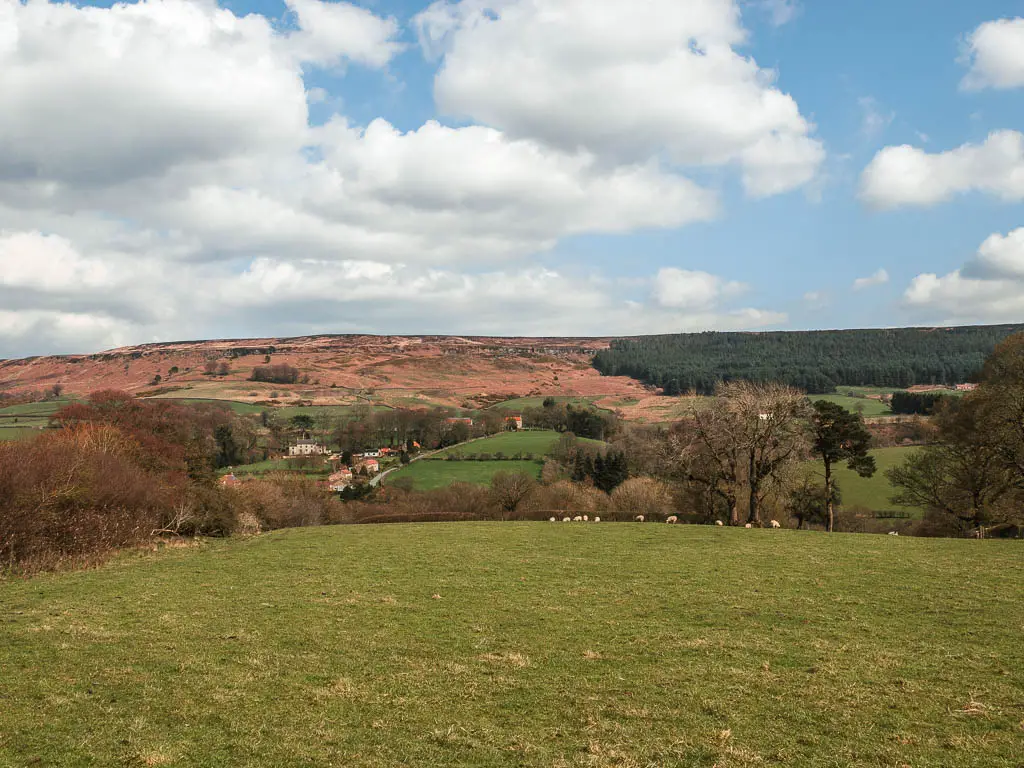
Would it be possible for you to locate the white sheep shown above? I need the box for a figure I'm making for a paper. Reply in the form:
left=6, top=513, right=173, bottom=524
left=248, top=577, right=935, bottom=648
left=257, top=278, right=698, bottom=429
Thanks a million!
left=573, top=516, right=583, bottom=522
left=666, top=515, right=678, bottom=524
left=744, top=523, right=753, bottom=529
left=888, top=531, right=899, bottom=536
left=635, top=515, right=645, bottom=523
left=550, top=517, right=557, bottom=522
left=563, top=517, right=571, bottom=523
left=593, top=517, right=600, bottom=523
left=582, top=515, right=589, bottom=522
left=770, top=520, right=782, bottom=529
left=715, top=520, right=724, bottom=527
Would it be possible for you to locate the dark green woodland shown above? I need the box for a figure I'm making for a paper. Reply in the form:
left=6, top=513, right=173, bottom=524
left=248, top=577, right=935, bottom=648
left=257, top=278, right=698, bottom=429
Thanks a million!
left=592, top=325, right=1024, bottom=394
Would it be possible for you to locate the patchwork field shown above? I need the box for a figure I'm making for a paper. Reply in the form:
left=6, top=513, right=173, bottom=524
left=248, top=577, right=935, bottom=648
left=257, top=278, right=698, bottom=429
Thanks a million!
left=2, top=524, right=1021, bottom=767
left=811, top=394, right=893, bottom=417
left=0, top=399, right=72, bottom=440
left=387, top=459, right=544, bottom=490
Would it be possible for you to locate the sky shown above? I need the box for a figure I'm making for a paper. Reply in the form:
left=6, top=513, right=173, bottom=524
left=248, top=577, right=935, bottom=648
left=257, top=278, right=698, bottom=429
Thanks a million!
left=1, top=0, right=1023, bottom=356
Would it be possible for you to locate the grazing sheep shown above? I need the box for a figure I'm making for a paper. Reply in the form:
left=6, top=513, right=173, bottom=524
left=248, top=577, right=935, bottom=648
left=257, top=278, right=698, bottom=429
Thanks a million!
left=888, top=531, right=899, bottom=536
left=573, top=516, right=584, bottom=522
left=563, top=517, right=571, bottom=523
left=769, top=520, right=782, bottom=529
left=744, top=523, right=753, bottom=529
left=550, top=517, right=557, bottom=522
left=715, top=520, right=724, bottom=527
left=593, top=517, right=600, bottom=523
left=583, top=515, right=589, bottom=522
left=635, top=515, right=645, bottom=523
left=666, top=515, right=678, bottom=524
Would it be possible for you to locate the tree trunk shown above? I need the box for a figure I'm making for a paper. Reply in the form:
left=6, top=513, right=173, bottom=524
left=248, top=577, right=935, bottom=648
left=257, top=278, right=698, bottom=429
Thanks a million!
left=825, top=458, right=834, bottom=533
left=748, top=450, right=759, bottom=525
left=730, top=500, right=740, bottom=526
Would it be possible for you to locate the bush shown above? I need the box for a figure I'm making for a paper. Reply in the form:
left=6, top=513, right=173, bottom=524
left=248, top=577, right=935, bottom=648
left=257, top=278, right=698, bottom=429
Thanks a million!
left=0, top=425, right=177, bottom=572
left=531, top=480, right=609, bottom=516
left=610, top=477, right=673, bottom=519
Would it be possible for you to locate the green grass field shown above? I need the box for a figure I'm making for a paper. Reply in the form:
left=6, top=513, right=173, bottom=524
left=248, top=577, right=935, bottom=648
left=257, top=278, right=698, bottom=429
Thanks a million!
left=811, top=394, right=892, bottom=417
left=0, top=426, right=45, bottom=441
left=153, top=399, right=390, bottom=419
left=2, top=524, right=1021, bottom=767
left=0, top=400, right=71, bottom=440
left=436, top=430, right=601, bottom=459
left=225, top=457, right=332, bottom=476
left=387, top=459, right=543, bottom=489
left=488, top=396, right=598, bottom=411
left=155, top=397, right=268, bottom=414
left=803, top=446, right=921, bottom=515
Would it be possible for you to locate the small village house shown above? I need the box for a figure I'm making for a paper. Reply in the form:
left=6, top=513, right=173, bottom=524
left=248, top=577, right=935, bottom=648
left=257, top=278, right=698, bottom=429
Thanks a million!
left=219, top=473, right=241, bottom=488
left=505, top=414, right=523, bottom=431
left=328, top=468, right=353, bottom=492
left=356, top=458, right=380, bottom=474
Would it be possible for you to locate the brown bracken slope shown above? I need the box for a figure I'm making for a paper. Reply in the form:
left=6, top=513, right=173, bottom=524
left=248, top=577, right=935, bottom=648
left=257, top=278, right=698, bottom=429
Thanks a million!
left=0, top=335, right=654, bottom=410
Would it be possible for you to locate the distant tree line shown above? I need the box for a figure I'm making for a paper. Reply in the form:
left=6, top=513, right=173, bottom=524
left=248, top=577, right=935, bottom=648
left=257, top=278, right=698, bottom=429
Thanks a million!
left=250, top=364, right=300, bottom=384
left=591, top=326, right=1024, bottom=395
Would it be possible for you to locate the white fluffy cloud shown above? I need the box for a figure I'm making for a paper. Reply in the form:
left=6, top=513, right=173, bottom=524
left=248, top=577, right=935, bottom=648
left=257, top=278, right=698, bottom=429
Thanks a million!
left=961, top=17, right=1024, bottom=91
left=904, top=228, right=1024, bottom=323
left=417, top=0, right=825, bottom=197
left=283, top=0, right=404, bottom=68
left=0, top=232, right=786, bottom=353
left=0, top=0, right=797, bottom=356
left=652, top=269, right=746, bottom=309
left=860, top=131, right=1024, bottom=209
left=852, top=269, right=889, bottom=290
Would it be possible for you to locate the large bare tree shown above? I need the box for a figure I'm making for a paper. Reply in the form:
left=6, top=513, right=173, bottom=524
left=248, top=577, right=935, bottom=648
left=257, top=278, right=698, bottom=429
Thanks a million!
left=677, top=381, right=809, bottom=525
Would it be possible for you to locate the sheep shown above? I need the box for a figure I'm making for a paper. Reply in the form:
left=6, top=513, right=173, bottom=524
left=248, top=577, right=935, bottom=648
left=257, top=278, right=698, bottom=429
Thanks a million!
left=593, top=517, right=600, bottom=523
left=769, top=520, right=782, bottom=529
left=573, top=516, right=584, bottom=522
left=888, top=531, right=899, bottom=536
left=715, top=520, right=724, bottom=527
left=582, top=515, right=589, bottom=522
left=666, top=515, right=678, bottom=524
left=744, top=523, right=753, bottom=529
left=635, top=515, right=645, bottom=523
left=550, top=517, right=557, bottom=522
left=563, top=517, right=571, bottom=523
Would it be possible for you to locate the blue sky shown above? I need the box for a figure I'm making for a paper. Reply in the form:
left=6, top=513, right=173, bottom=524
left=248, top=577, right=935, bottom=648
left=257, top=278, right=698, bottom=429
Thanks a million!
left=1, top=0, right=1023, bottom=355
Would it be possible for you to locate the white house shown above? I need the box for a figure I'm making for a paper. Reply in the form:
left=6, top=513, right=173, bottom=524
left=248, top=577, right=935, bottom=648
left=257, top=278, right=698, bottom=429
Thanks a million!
left=289, top=439, right=329, bottom=457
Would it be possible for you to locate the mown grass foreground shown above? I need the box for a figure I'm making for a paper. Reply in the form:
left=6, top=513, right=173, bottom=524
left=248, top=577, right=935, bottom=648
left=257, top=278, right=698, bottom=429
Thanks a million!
left=2, top=525, right=1022, bottom=767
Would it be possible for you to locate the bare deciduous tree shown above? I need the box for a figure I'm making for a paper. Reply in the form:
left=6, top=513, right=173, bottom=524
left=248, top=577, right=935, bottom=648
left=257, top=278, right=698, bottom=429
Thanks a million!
left=675, top=381, right=809, bottom=525
left=489, top=471, right=536, bottom=520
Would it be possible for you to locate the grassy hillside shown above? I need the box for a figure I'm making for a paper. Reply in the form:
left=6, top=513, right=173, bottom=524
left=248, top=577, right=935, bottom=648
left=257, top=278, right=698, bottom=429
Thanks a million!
left=387, top=459, right=544, bottom=490
left=803, top=446, right=922, bottom=515
left=436, top=430, right=600, bottom=458
left=2, top=525, right=1021, bottom=766
left=389, top=431, right=602, bottom=490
